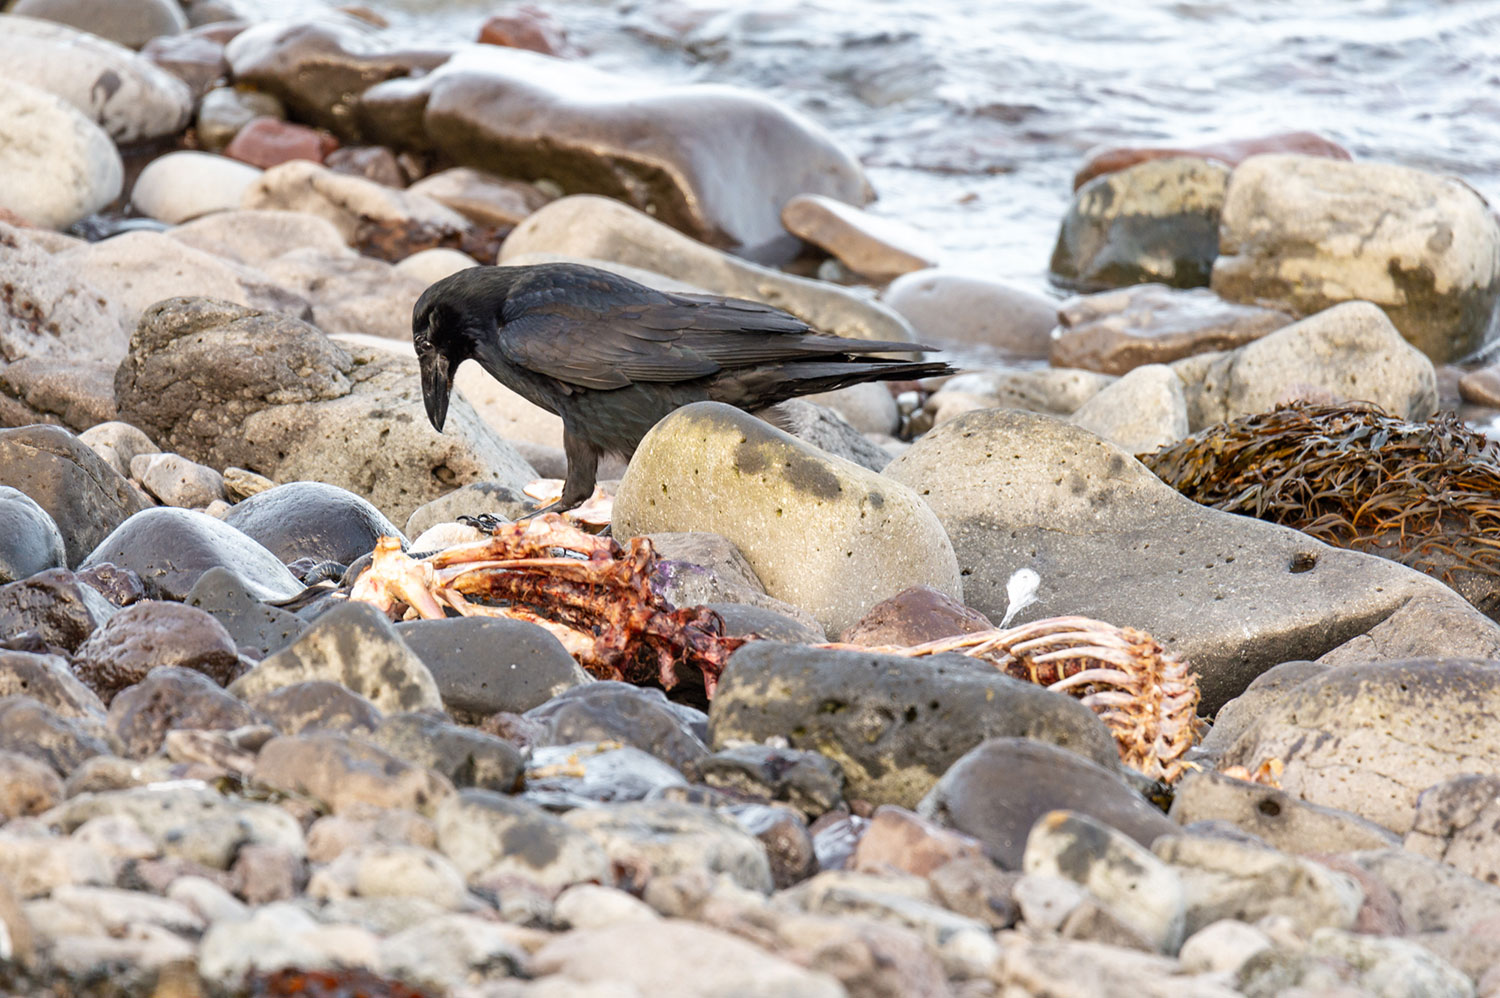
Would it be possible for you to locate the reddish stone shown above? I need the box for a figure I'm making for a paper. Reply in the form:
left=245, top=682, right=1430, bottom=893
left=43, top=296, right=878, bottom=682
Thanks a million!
left=325, top=145, right=406, bottom=188
left=1073, top=131, right=1352, bottom=190
left=839, top=584, right=993, bottom=646
left=478, top=5, right=576, bottom=57
left=851, top=805, right=985, bottom=877
left=224, top=116, right=340, bottom=169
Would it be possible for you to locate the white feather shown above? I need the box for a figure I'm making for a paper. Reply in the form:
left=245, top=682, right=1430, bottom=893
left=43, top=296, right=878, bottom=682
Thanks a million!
left=999, top=567, right=1040, bottom=627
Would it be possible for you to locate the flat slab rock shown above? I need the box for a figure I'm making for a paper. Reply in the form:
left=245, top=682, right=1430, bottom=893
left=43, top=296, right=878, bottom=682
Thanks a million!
left=883, top=409, right=1500, bottom=712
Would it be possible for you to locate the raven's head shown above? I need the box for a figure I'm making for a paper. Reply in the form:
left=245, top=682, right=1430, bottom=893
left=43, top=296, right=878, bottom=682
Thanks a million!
left=412, top=277, right=477, bottom=434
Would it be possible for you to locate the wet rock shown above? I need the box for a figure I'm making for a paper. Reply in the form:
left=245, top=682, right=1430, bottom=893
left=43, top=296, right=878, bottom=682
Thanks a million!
left=324, top=145, right=406, bottom=187
left=0, top=830, right=113, bottom=899
left=185, top=567, right=305, bottom=659
left=919, top=738, right=1176, bottom=870
left=225, top=116, right=339, bottom=169
left=197, top=902, right=381, bottom=985
left=565, top=799, right=773, bottom=894
left=113, top=297, right=535, bottom=523
left=1069, top=362, right=1189, bottom=453
left=1404, top=774, right=1500, bottom=885
left=712, top=644, right=1119, bottom=810
left=396, top=616, right=587, bottom=720
left=0, top=424, right=152, bottom=567
left=0, top=15, right=191, bottom=142
left=243, top=159, right=469, bottom=246
left=253, top=732, right=455, bottom=816
left=1169, top=770, right=1399, bottom=855
left=1153, top=834, right=1363, bottom=937
left=169, top=208, right=349, bottom=267
left=230, top=601, right=442, bottom=714
left=129, top=151, right=262, bottom=225
left=223, top=18, right=452, bottom=140
left=130, top=452, right=226, bottom=508
left=407, top=166, right=553, bottom=227
left=46, top=783, right=304, bottom=868
left=850, top=804, right=984, bottom=877
left=1050, top=157, right=1230, bottom=293
left=782, top=194, right=938, bottom=280
left=1051, top=284, right=1294, bottom=375
left=884, top=408, right=1478, bottom=712
left=698, top=745, right=846, bottom=819
left=81, top=507, right=301, bottom=602
left=106, top=667, right=260, bottom=758
left=363, top=47, right=868, bottom=258
left=0, top=697, right=107, bottom=775
left=434, top=788, right=613, bottom=895
left=0, top=82, right=122, bottom=231
left=371, top=712, right=524, bottom=793
left=1074, top=130, right=1350, bottom=189
left=0, top=651, right=106, bottom=719
left=499, top=196, right=917, bottom=344
left=11, top=0, right=187, bottom=49
left=0, top=570, right=117, bottom=652
left=140, top=20, right=238, bottom=99
left=0, top=487, right=65, bottom=584
left=71, top=599, right=240, bottom=704
left=223, top=482, right=404, bottom=566
left=614, top=402, right=959, bottom=636
left=522, top=742, right=688, bottom=809
left=524, top=682, right=706, bottom=773
left=196, top=86, right=285, bottom=150
left=1213, top=154, right=1500, bottom=363
left=882, top=268, right=1059, bottom=360
left=248, top=681, right=382, bottom=735
left=0, top=750, right=64, bottom=818
left=1220, top=659, right=1500, bottom=835
left=477, top=7, right=574, bottom=56
left=1173, top=300, right=1437, bottom=429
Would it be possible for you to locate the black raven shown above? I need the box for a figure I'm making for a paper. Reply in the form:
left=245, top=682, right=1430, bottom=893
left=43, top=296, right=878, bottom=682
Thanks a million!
left=413, top=262, right=955, bottom=514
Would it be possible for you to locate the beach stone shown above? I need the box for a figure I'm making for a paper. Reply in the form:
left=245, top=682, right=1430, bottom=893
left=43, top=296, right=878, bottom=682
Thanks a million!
left=229, top=601, right=443, bottom=714
left=70, top=600, right=241, bottom=704
left=1177, top=919, right=1274, bottom=977
left=0, top=570, right=117, bottom=653
left=242, top=159, right=469, bottom=246
left=1153, top=834, right=1363, bottom=938
left=804, top=381, right=899, bottom=437
left=225, top=116, right=339, bottom=169
left=81, top=508, right=301, bottom=602
left=113, top=298, right=536, bottom=524
left=185, top=567, right=305, bottom=659
left=79, top=422, right=158, bottom=480
left=1050, top=157, right=1230, bottom=293
left=917, top=738, right=1177, bottom=869
left=727, top=803, right=816, bottom=888
left=1051, top=283, right=1295, bottom=375
left=247, top=681, right=382, bottom=735
left=0, top=356, right=119, bottom=430
left=266, top=254, right=428, bottom=340
left=253, top=733, right=455, bottom=816
left=764, top=398, right=895, bottom=472
left=169, top=208, right=349, bottom=267
left=11, top=0, right=187, bottom=49
left=525, top=683, right=707, bottom=773
left=700, top=745, right=845, bottom=820
left=223, top=482, right=403, bottom=566
left=922, top=367, right=1116, bottom=424
left=407, top=166, right=553, bottom=228
left=196, top=86, right=284, bottom=150
left=1173, top=300, right=1438, bottom=429
left=1346, top=848, right=1500, bottom=939
left=371, top=712, right=525, bottom=793
left=0, top=82, right=122, bottom=230
left=394, top=247, right=478, bottom=285
left=130, top=151, right=262, bottom=224
left=0, top=487, right=65, bottom=583
left=883, top=408, right=1475, bottom=713
left=0, top=830, right=113, bottom=899
left=1213, top=154, right=1500, bottom=363
left=1220, top=659, right=1500, bottom=836
left=395, top=616, right=587, bottom=720
left=995, top=935, right=1240, bottom=998
left=130, top=452, right=225, bottom=508
left=1170, top=770, right=1399, bottom=855
left=1023, top=810, right=1186, bottom=953
left=140, top=20, right=237, bottom=99
left=0, top=425, right=151, bottom=568
left=0, top=750, right=64, bottom=818
left=310, top=842, right=467, bottom=910
left=1069, top=362, right=1188, bottom=453
left=613, top=402, right=959, bottom=636
left=1296, top=928, right=1474, bottom=998
left=1196, top=659, right=1327, bottom=761
left=881, top=268, right=1059, bottom=360
left=531, top=920, right=843, bottom=998
left=0, top=653, right=104, bottom=727
left=1074, top=130, right=1350, bottom=189
left=197, top=902, right=380, bottom=985
left=223, top=17, right=452, bottom=139
left=782, top=194, right=938, bottom=280
left=107, top=667, right=259, bottom=758
left=379, top=913, right=528, bottom=993
left=522, top=742, right=688, bottom=809
left=0, top=15, right=192, bottom=142
left=850, top=805, right=983, bottom=877
left=477, top=7, right=573, bottom=56
left=711, top=644, right=1120, bottom=810
left=324, top=144, right=406, bottom=187
left=499, top=196, right=917, bottom=344
left=1404, top=775, right=1500, bottom=885
left=434, top=788, right=614, bottom=894
left=306, top=808, right=437, bottom=864
left=564, top=799, right=773, bottom=894
left=645, top=533, right=826, bottom=638
left=363, top=47, right=869, bottom=258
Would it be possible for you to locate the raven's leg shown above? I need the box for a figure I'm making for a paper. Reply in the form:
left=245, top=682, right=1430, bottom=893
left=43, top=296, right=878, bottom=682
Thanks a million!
left=519, top=428, right=599, bottom=518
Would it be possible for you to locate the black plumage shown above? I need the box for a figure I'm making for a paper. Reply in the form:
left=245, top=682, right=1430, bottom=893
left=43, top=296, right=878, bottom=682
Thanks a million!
left=412, top=262, right=955, bottom=514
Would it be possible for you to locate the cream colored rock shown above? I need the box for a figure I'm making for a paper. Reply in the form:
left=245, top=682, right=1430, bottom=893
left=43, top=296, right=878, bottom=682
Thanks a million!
left=883, top=268, right=1060, bottom=359
left=169, top=209, right=352, bottom=267
left=781, top=193, right=938, bottom=280
left=1069, top=363, right=1188, bottom=454
left=243, top=160, right=470, bottom=245
left=0, top=223, right=126, bottom=363
left=0, top=82, right=122, bottom=230
left=395, top=248, right=478, bottom=286
left=56, top=233, right=256, bottom=335
left=261, top=250, right=428, bottom=341
left=613, top=401, right=960, bottom=635
left=131, top=152, right=262, bottom=225
left=407, top=167, right=552, bottom=228
left=1213, top=154, right=1500, bottom=362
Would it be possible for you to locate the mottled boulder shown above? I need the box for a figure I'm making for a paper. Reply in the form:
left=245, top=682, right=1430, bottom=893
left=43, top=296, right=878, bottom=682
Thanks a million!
left=1050, top=157, right=1229, bottom=293
left=254, top=733, right=455, bottom=816
left=614, top=402, right=959, bottom=636
left=0, top=357, right=120, bottom=431
left=433, top=788, right=613, bottom=894
left=370, top=712, right=525, bottom=793
left=710, top=643, right=1120, bottom=809
left=395, top=616, right=587, bottom=720
left=0, top=83, right=122, bottom=231
left=1212, top=154, right=1500, bottom=363
left=362, top=46, right=869, bottom=257
left=107, top=666, right=262, bottom=758
left=882, top=268, right=1059, bottom=360
left=1169, top=770, right=1399, bottom=856
left=883, top=409, right=1485, bottom=712
left=564, top=799, right=773, bottom=894
left=71, top=600, right=242, bottom=704
left=0, top=487, right=65, bottom=583
left=223, top=482, right=403, bottom=566
left=247, top=681, right=383, bottom=736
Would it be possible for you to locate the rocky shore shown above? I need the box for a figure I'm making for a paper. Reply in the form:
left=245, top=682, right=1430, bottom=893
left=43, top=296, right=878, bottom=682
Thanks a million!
left=5, top=1, right=1500, bottom=997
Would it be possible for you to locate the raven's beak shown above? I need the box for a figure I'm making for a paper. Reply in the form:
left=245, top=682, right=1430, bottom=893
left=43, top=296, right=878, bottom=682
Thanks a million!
left=419, top=351, right=453, bottom=433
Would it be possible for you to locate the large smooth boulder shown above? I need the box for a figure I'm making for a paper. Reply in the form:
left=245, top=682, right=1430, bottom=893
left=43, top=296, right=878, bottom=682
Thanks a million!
left=613, top=402, right=960, bottom=636
left=0, top=82, right=123, bottom=230
left=10, top=0, right=187, bottom=50
left=81, top=508, right=302, bottom=601
left=883, top=409, right=1500, bottom=712
left=1212, top=154, right=1500, bottom=363
left=361, top=46, right=870, bottom=258
left=0, top=224, right=125, bottom=364
left=882, top=269, right=1059, bottom=360
left=222, top=482, right=404, bottom=566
